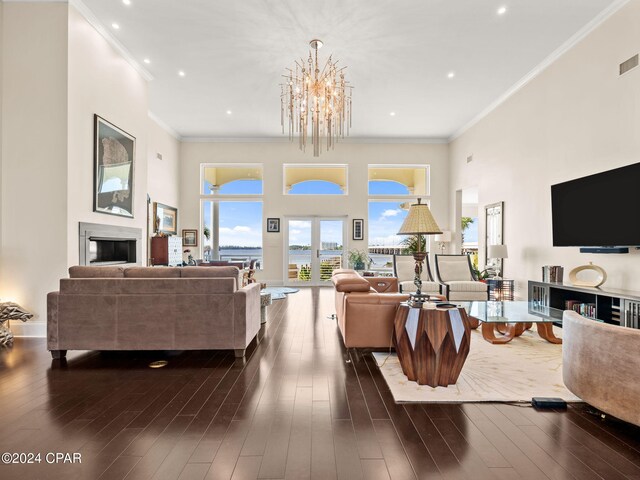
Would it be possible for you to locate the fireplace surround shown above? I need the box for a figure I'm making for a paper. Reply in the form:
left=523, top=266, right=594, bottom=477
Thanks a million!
left=79, top=222, right=142, bottom=266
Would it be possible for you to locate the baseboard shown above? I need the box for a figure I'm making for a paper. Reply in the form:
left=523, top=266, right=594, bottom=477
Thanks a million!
left=11, top=321, right=46, bottom=338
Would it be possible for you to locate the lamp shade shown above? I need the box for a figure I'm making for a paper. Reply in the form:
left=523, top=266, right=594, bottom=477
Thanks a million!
left=434, top=231, right=451, bottom=242
left=397, top=199, right=442, bottom=235
left=488, top=244, right=508, bottom=259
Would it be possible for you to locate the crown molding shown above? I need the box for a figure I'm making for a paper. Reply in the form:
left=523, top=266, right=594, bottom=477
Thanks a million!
left=1, top=1, right=153, bottom=81
left=449, top=0, right=631, bottom=142
left=180, top=136, right=449, bottom=144
left=148, top=111, right=181, bottom=140
left=68, top=0, right=153, bottom=82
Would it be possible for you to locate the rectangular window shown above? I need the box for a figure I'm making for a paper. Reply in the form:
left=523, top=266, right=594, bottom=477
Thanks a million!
left=201, top=164, right=263, bottom=195
left=367, top=199, right=430, bottom=274
left=368, top=165, right=429, bottom=196
left=283, top=164, right=348, bottom=195
left=202, top=200, right=263, bottom=267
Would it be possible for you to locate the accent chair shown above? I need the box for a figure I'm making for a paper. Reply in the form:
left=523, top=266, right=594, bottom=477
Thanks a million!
left=434, top=254, right=489, bottom=301
left=393, top=254, right=441, bottom=296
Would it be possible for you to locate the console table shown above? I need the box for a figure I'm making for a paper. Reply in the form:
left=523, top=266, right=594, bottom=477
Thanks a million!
left=392, top=303, right=472, bottom=387
left=528, top=280, right=640, bottom=329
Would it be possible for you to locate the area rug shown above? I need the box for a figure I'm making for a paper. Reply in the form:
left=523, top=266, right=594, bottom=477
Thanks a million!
left=372, top=326, right=581, bottom=403
left=261, top=287, right=300, bottom=300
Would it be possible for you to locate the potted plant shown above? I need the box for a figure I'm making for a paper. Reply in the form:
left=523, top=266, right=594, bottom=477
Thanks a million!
left=400, top=234, right=426, bottom=254
left=348, top=249, right=371, bottom=271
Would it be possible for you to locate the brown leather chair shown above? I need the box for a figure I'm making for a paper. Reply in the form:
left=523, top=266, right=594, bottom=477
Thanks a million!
left=331, top=269, right=445, bottom=348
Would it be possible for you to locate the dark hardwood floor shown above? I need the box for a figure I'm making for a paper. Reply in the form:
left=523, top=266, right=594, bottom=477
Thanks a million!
left=1, top=287, right=639, bottom=480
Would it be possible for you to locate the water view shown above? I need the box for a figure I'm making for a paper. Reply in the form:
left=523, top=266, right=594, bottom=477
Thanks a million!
left=216, top=248, right=393, bottom=273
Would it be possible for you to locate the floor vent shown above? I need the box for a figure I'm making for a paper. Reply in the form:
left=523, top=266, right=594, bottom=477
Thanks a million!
left=620, top=54, right=638, bottom=75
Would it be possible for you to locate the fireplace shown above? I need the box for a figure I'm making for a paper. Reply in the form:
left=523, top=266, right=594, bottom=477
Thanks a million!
left=79, top=222, right=142, bottom=266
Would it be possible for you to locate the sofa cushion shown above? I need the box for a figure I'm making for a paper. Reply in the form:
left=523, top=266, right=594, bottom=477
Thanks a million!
left=180, top=266, right=242, bottom=289
left=333, top=268, right=356, bottom=276
left=59, top=278, right=236, bottom=295
left=68, top=266, right=125, bottom=278
left=331, top=273, right=371, bottom=293
left=400, top=280, right=441, bottom=293
left=124, top=267, right=181, bottom=278
left=180, top=266, right=239, bottom=278
left=447, top=280, right=487, bottom=292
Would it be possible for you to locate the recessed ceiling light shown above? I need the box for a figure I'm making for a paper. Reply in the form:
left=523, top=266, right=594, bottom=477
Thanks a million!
left=390, top=112, right=396, bottom=116
left=226, top=110, right=232, bottom=115
left=448, top=72, right=455, bottom=79
left=143, top=58, right=150, bottom=64
left=497, top=6, right=507, bottom=15
left=122, top=0, right=131, bottom=5
left=111, top=23, right=120, bottom=30
left=178, top=71, right=186, bottom=77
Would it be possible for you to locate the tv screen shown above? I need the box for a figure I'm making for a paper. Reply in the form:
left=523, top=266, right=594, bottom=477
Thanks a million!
left=551, top=162, right=640, bottom=247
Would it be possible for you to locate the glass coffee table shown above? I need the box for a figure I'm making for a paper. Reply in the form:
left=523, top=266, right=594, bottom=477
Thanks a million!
left=456, top=301, right=563, bottom=345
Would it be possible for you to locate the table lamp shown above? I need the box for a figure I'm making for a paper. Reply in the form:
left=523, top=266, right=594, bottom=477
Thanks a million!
left=397, top=198, right=442, bottom=307
left=434, top=231, right=451, bottom=254
left=487, top=244, right=508, bottom=278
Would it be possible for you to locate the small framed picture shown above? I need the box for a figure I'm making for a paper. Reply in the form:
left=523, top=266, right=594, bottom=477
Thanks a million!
left=353, top=219, right=364, bottom=240
left=154, top=202, right=178, bottom=235
left=182, top=229, right=198, bottom=247
left=267, top=218, right=280, bottom=233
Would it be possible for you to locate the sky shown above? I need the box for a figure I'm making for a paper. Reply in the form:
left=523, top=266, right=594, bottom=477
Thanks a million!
left=202, top=178, right=478, bottom=248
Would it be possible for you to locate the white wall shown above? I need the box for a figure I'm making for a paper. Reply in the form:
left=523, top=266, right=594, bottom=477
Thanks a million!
left=0, top=2, right=3, bottom=269
left=1, top=3, right=69, bottom=336
left=0, top=4, right=179, bottom=337
left=180, top=141, right=450, bottom=283
left=147, top=116, right=181, bottom=262
left=449, top=1, right=640, bottom=295
left=67, top=5, right=150, bottom=266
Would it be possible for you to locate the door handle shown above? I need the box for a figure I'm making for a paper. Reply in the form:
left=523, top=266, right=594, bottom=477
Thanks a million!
left=317, top=249, right=320, bottom=258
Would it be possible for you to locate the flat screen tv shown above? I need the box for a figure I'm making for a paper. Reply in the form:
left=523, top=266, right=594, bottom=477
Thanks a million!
left=551, top=162, right=640, bottom=247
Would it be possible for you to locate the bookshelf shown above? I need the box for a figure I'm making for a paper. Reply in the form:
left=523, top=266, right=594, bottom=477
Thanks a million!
left=528, top=280, right=640, bottom=329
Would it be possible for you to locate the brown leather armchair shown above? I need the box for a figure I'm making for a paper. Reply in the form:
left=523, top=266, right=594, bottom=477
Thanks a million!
left=331, top=269, right=445, bottom=348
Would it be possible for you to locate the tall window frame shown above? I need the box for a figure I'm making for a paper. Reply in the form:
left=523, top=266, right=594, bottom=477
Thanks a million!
left=199, top=163, right=264, bottom=266
left=367, top=164, right=432, bottom=273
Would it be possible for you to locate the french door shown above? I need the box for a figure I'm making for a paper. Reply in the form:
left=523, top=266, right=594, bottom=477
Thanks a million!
left=285, top=217, right=347, bottom=286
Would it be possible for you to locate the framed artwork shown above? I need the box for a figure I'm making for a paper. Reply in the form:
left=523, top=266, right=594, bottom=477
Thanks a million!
left=94, top=115, right=135, bottom=218
left=267, top=218, right=280, bottom=233
left=182, top=229, right=198, bottom=247
left=154, top=202, right=178, bottom=235
left=353, top=219, right=364, bottom=240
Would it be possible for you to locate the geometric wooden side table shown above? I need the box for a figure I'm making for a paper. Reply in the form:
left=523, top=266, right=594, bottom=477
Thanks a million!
left=392, top=303, right=472, bottom=387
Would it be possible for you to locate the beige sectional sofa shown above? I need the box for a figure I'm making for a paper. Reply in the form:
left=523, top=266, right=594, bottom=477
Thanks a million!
left=563, top=310, right=640, bottom=426
left=47, top=265, right=261, bottom=359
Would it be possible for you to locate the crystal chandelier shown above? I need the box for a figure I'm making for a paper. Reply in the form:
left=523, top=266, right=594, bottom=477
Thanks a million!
left=281, top=39, right=353, bottom=157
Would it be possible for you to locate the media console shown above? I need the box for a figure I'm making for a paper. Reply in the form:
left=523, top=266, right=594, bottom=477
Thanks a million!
left=528, top=280, right=640, bottom=329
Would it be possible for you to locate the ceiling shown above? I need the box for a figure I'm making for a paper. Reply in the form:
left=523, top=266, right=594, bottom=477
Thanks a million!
left=81, top=0, right=619, bottom=140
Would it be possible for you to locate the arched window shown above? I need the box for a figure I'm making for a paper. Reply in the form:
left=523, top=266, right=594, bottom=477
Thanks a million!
left=284, top=165, right=348, bottom=195
left=288, top=180, right=344, bottom=195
